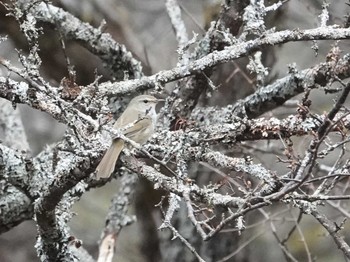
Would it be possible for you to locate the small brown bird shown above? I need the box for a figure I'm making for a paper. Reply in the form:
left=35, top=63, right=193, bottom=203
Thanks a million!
left=95, top=95, right=159, bottom=179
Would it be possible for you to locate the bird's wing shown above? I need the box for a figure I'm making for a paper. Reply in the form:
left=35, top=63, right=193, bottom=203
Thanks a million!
left=123, top=117, right=152, bottom=139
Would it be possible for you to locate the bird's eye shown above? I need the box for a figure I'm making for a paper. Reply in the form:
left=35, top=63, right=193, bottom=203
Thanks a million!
left=143, top=100, right=149, bottom=104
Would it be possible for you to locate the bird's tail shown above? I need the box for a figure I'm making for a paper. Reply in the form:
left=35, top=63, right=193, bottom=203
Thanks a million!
left=95, top=139, right=124, bottom=179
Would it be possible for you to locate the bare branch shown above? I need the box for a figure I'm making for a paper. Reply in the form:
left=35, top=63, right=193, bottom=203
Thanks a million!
left=16, top=0, right=143, bottom=80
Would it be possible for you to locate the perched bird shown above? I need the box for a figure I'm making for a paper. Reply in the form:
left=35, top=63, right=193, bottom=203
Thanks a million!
left=95, top=95, right=159, bottom=179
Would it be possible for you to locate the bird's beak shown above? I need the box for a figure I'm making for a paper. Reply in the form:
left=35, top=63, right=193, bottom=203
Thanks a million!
left=156, top=98, right=165, bottom=103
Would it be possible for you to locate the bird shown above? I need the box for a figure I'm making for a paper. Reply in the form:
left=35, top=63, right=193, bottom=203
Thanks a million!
left=95, top=95, right=160, bottom=179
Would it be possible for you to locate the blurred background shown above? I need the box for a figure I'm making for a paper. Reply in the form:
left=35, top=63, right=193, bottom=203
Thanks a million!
left=0, top=0, right=350, bottom=261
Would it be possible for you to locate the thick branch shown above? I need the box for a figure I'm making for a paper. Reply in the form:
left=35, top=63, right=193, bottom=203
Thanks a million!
left=17, top=0, right=143, bottom=80
left=192, top=54, right=350, bottom=120
left=0, top=186, right=33, bottom=234
left=0, top=99, right=30, bottom=151
left=99, top=27, right=350, bottom=96
left=125, top=157, right=245, bottom=208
